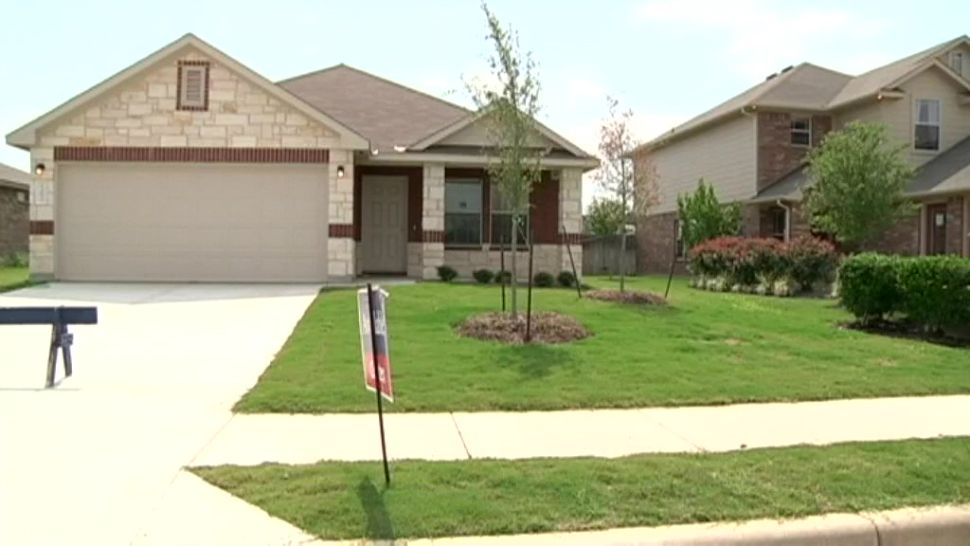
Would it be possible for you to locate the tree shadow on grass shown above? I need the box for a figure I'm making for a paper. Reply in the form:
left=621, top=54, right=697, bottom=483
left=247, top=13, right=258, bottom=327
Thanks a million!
left=492, top=343, right=577, bottom=379
left=357, top=477, right=395, bottom=540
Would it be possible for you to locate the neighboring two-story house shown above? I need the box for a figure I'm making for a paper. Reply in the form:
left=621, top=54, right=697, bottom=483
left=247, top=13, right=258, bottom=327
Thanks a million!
left=632, top=36, right=970, bottom=272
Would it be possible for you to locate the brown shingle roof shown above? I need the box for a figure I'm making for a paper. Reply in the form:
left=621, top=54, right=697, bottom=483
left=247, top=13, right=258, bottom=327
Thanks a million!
left=279, top=64, right=470, bottom=153
left=0, top=162, right=30, bottom=191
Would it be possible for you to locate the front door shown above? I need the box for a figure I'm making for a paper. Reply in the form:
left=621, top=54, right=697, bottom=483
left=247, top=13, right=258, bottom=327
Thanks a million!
left=361, top=175, right=408, bottom=273
left=926, top=204, right=948, bottom=255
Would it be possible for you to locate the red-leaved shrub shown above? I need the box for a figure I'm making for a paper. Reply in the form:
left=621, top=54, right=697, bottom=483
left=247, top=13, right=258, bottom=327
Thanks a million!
left=689, top=236, right=839, bottom=293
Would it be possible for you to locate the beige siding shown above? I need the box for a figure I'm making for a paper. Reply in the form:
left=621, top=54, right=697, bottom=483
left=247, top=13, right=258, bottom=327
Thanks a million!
left=36, top=48, right=341, bottom=150
left=835, top=66, right=970, bottom=167
left=645, top=115, right=757, bottom=214
left=937, top=42, right=970, bottom=81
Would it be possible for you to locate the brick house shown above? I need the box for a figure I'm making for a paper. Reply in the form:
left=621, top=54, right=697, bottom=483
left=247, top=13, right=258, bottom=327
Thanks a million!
left=632, top=36, right=970, bottom=272
left=0, top=163, right=30, bottom=260
left=5, top=34, right=596, bottom=282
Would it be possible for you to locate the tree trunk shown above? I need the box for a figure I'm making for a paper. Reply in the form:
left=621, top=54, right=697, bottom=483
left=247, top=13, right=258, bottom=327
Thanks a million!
left=619, top=231, right=627, bottom=293
left=509, top=213, right=519, bottom=316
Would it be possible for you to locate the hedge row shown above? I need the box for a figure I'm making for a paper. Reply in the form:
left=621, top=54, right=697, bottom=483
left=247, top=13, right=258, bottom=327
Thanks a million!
left=689, top=236, right=839, bottom=295
left=840, top=253, right=970, bottom=330
left=437, top=266, right=577, bottom=287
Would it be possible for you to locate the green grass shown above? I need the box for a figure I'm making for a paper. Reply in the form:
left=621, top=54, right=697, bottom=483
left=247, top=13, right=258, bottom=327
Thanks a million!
left=193, top=437, right=970, bottom=540
left=0, top=266, right=30, bottom=293
left=234, top=276, right=970, bottom=413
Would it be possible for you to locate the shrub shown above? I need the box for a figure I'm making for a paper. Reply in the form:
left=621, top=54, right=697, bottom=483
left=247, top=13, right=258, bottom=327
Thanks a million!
left=495, top=270, right=512, bottom=284
left=533, top=271, right=555, bottom=287
left=839, top=253, right=901, bottom=323
left=437, top=265, right=458, bottom=282
left=677, top=180, right=742, bottom=249
left=472, top=269, right=494, bottom=284
left=788, top=236, right=839, bottom=290
left=896, top=256, right=970, bottom=331
left=557, top=270, right=577, bottom=288
left=2, top=252, right=28, bottom=268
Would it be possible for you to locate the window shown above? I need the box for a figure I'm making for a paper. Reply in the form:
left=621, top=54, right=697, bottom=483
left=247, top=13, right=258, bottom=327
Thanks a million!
left=768, top=207, right=787, bottom=241
left=674, top=219, right=685, bottom=258
left=949, top=51, right=965, bottom=75
left=177, top=61, right=210, bottom=111
left=790, top=117, right=812, bottom=147
left=490, top=184, right=529, bottom=247
left=914, top=99, right=941, bottom=151
left=444, top=178, right=483, bottom=246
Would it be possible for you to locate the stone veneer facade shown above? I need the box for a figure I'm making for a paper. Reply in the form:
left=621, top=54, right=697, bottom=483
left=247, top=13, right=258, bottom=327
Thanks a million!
left=26, top=47, right=356, bottom=280
left=0, top=185, right=29, bottom=258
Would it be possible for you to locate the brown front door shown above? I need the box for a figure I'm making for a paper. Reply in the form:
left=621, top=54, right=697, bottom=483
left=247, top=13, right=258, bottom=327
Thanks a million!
left=926, top=203, right=947, bottom=255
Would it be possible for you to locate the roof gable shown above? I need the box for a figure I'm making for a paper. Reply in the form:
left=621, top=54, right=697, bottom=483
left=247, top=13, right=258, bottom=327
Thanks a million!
left=6, top=34, right=369, bottom=150
left=279, top=64, right=468, bottom=153
left=409, top=109, right=594, bottom=159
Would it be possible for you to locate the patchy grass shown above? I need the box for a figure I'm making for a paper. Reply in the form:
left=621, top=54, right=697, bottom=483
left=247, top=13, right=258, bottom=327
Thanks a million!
left=193, top=437, right=970, bottom=540
left=234, top=276, right=970, bottom=413
left=0, top=266, right=31, bottom=293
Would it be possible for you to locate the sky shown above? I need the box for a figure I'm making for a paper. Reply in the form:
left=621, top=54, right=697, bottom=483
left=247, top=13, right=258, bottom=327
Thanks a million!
left=1, top=0, right=969, bottom=209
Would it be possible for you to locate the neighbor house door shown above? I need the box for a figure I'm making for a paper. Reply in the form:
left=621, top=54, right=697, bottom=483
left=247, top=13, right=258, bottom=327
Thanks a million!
left=926, top=203, right=947, bottom=255
left=361, top=175, right=408, bottom=273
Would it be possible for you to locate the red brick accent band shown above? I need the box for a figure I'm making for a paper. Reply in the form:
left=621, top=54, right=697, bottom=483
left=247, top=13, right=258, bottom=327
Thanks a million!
left=328, top=224, right=355, bottom=238
left=53, top=147, right=329, bottom=163
left=30, top=220, right=54, bottom=235
left=562, top=232, right=583, bottom=245
left=422, top=230, right=445, bottom=243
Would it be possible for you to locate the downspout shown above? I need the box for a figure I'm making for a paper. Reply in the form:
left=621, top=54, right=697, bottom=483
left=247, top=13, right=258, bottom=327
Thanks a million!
left=776, top=199, right=792, bottom=242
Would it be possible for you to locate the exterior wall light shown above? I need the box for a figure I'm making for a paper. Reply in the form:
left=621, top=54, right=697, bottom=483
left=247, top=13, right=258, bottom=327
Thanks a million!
left=34, top=163, right=46, bottom=176
left=337, top=165, right=346, bottom=178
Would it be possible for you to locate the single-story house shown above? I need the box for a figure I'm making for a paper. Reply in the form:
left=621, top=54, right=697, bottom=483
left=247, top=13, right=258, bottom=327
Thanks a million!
left=0, top=163, right=30, bottom=259
left=5, top=33, right=596, bottom=282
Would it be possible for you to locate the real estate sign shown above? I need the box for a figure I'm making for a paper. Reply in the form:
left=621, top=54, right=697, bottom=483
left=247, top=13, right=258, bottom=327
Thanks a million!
left=357, top=286, right=394, bottom=402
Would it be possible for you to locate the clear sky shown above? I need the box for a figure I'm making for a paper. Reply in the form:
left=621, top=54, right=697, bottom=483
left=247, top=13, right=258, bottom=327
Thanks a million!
left=2, top=0, right=968, bottom=208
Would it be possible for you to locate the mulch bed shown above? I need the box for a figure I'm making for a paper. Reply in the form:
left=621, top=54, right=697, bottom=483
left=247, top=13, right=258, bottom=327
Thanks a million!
left=456, top=312, right=591, bottom=344
left=841, top=319, right=970, bottom=349
left=585, top=289, right=667, bottom=306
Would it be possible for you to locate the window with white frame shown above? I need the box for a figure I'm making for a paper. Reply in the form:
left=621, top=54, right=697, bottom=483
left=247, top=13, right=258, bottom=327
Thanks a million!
left=914, top=99, right=941, bottom=151
left=444, top=178, right=483, bottom=246
left=177, top=61, right=209, bottom=111
left=790, top=117, right=812, bottom=147
left=490, top=184, right=529, bottom=247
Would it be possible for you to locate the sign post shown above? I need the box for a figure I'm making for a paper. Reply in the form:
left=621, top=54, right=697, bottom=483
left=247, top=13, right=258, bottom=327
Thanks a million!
left=357, top=283, right=393, bottom=486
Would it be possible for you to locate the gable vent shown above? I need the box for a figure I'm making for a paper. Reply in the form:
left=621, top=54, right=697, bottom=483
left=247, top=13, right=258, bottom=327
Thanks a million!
left=177, top=61, right=210, bottom=111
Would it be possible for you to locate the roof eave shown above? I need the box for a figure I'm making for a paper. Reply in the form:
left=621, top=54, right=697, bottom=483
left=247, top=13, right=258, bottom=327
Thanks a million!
left=361, top=150, right=600, bottom=171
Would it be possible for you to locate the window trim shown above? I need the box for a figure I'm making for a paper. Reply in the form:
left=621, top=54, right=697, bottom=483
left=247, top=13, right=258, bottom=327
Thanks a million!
left=914, top=98, right=942, bottom=152
left=489, top=183, right=531, bottom=249
left=444, top=176, right=485, bottom=248
left=789, top=116, right=812, bottom=148
left=176, top=60, right=210, bottom=112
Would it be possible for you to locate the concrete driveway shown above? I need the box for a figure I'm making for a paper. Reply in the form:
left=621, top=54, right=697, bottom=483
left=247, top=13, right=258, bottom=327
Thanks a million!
left=0, top=283, right=322, bottom=546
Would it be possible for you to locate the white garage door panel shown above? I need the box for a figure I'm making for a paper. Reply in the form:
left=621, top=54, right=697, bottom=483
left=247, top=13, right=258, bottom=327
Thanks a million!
left=58, top=163, right=328, bottom=282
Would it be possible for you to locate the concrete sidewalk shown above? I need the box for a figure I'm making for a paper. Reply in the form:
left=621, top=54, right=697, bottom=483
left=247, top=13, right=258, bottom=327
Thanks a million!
left=193, top=394, right=970, bottom=465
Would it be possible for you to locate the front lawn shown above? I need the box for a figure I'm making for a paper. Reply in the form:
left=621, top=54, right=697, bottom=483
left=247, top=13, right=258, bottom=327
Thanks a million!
left=193, top=437, right=970, bottom=540
left=235, top=276, right=970, bottom=413
left=0, top=266, right=30, bottom=293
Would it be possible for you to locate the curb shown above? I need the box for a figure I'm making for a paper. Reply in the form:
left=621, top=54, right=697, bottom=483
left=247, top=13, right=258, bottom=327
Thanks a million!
left=316, top=504, right=970, bottom=546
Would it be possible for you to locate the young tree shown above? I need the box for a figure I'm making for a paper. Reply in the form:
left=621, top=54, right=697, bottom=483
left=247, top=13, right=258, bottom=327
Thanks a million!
left=676, top=179, right=741, bottom=251
left=469, top=2, right=542, bottom=316
left=586, top=197, right=626, bottom=236
left=806, top=121, right=915, bottom=250
left=597, top=97, right=660, bottom=292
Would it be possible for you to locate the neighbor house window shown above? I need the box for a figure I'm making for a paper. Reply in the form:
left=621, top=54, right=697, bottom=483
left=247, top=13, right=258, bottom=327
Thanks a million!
left=444, top=178, right=483, bottom=246
left=949, top=51, right=965, bottom=75
left=177, top=61, right=210, bottom=111
left=915, top=99, right=941, bottom=151
left=768, top=207, right=787, bottom=241
left=790, top=117, right=812, bottom=147
left=490, top=184, right=529, bottom=247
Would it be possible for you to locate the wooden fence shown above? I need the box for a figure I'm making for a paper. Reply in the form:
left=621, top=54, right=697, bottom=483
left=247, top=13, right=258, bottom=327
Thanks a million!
left=582, top=235, right=637, bottom=276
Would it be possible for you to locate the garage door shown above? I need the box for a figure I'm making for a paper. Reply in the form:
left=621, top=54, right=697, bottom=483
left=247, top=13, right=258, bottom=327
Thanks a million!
left=57, top=163, right=329, bottom=282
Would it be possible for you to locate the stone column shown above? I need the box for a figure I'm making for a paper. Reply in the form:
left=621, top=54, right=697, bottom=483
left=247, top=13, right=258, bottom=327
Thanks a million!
left=29, top=147, right=55, bottom=280
left=421, top=163, right=445, bottom=279
left=327, top=149, right=355, bottom=281
left=559, top=168, right=583, bottom=275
